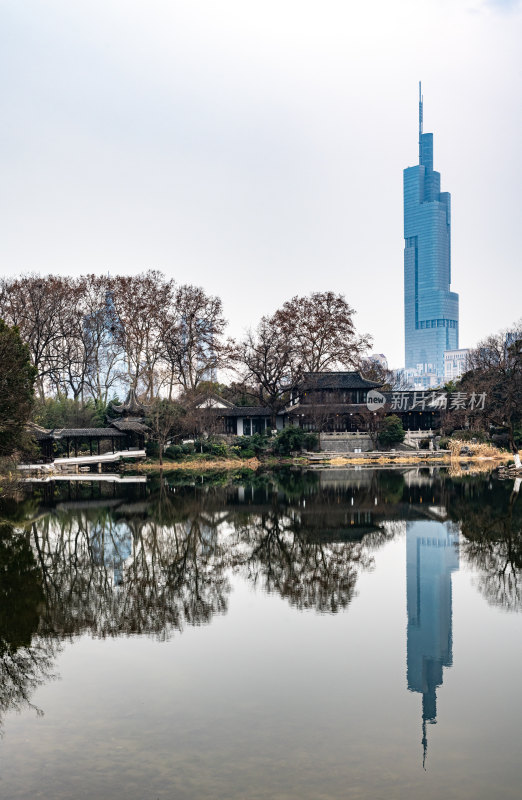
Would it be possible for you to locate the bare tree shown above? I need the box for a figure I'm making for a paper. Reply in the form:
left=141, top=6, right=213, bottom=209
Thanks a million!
left=272, top=291, right=372, bottom=373
left=147, top=398, right=184, bottom=466
left=0, top=275, right=71, bottom=398
left=240, top=316, right=298, bottom=426
left=463, top=321, right=522, bottom=467
left=161, top=284, right=237, bottom=396
left=110, top=271, right=174, bottom=400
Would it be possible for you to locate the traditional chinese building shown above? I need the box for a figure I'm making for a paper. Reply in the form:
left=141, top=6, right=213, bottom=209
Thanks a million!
left=194, top=373, right=486, bottom=435
left=29, top=388, right=149, bottom=461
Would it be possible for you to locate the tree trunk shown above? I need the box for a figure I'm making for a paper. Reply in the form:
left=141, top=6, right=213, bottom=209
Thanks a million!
left=508, top=427, right=521, bottom=469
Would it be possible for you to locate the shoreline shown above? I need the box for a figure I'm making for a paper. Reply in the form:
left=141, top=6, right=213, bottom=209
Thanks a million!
left=304, top=453, right=511, bottom=467
left=7, top=448, right=513, bottom=481
left=121, top=450, right=512, bottom=472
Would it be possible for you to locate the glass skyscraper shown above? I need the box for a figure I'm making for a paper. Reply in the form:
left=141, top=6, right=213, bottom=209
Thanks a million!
left=404, top=84, right=459, bottom=380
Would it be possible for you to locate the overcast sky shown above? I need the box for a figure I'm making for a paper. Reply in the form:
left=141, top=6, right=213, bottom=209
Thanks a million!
left=1, top=0, right=521, bottom=368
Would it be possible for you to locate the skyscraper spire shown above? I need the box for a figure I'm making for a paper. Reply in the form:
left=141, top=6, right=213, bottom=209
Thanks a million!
left=418, top=81, right=423, bottom=164
left=404, top=81, right=459, bottom=380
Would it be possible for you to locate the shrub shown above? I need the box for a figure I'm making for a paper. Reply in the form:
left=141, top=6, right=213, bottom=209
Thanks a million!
left=165, top=444, right=184, bottom=460
left=378, top=415, right=405, bottom=448
left=233, top=434, right=270, bottom=456
left=208, top=440, right=228, bottom=457
left=272, top=427, right=318, bottom=456
left=240, top=448, right=256, bottom=459
left=146, top=441, right=159, bottom=458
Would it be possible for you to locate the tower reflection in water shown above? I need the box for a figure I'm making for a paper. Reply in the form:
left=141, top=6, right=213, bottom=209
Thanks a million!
left=406, top=520, right=459, bottom=767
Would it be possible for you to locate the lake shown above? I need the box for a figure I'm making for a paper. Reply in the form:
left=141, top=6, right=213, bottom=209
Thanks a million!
left=0, top=467, right=521, bottom=799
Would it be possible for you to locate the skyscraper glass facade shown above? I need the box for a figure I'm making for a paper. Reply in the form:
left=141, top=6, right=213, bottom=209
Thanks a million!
left=404, top=84, right=459, bottom=379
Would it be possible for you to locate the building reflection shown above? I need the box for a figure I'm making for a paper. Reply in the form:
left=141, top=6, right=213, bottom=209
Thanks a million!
left=406, top=520, right=459, bottom=767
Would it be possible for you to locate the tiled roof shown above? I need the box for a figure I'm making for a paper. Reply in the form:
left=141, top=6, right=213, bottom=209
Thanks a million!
left=194, top=393, right=236, bottom=409
left=110, top=419, right=149, bottom=433
left=287, top=403, right=369, bottom=415
left=34, top=427, right=128, bottom=440
left=204, top=406, right=273, bottom=417
left=111, top=388, right=150, bottom=416
left=300, top=372, right=382, bottom=390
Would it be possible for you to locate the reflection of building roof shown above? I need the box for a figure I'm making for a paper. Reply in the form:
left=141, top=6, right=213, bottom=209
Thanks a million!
left=301, top=372, right=382, bottom=390
left=298, top=525, right=379, bottom=542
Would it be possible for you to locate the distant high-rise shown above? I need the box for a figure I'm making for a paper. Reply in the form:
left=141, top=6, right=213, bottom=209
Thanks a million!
left=404, top=83, right=459, bottom=380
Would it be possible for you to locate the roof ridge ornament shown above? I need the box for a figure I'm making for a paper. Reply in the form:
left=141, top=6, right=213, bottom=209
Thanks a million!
left=112, top=387, right=150, bottom=417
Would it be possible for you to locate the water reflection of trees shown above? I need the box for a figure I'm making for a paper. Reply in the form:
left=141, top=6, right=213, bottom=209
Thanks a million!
left=0, top=524, right=58, bottom=732
left=229, top=503, right=401, bottom=613
left=230, top=510, right=368, bottom=613
left=5, top=468, right=522, bottom=744
left=31, top=494, right=230, bottom=639
left=451, top=481, right=522, bottom=611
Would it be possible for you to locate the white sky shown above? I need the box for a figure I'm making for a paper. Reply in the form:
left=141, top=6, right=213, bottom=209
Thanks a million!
left=1, top=0, right=521, bottom=368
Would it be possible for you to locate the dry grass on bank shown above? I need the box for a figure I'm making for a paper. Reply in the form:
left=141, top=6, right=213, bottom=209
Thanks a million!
left=448, top=461, right=501, bottom=477
left=125, top=457, right=261, bottom=472
left=447, top=439, right=509, bottom=460
left=309, top=441, right=510, bottom=468
left=325, top=454, right=451, bottom=467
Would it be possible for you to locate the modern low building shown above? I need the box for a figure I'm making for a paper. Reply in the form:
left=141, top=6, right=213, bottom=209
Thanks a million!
left=444, top=348, right=470, bottom=381
left=402, top=364, right=441, bottom=390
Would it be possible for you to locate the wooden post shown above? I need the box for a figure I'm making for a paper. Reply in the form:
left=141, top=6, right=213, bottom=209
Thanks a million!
left=74, top=440, right=78, bottom=457
left=89, top=439, right=93, bottom=456
left=98, top=439, right=101, bottom=455
left=67, top=440, right=70, bottom=458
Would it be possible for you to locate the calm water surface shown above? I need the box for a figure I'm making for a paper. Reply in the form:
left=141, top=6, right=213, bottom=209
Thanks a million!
left=0, top=467, right=521, bottom=799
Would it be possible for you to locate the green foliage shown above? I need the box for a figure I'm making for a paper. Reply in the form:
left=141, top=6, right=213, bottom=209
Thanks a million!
left=207, top=440, right=228, bottom=457
left=164, top=444, right=184, bottom=460
left=378, top=471, right=405, bottom=503
left=164, top=439, right=233, bottom=461
left=377, top=415, right=405, bottom=448
left=0, top=320, right=37, bottom=456
left=146, top=441, right=160, bottom=458
left=233, top=433, right=271, bottom=456
left=33, top=396, right=107, bottom=430
left=0, top=524, right=44, bottom=653
left=272, top=427, right=319, bottom=455
left=239, top=448, right=256, bottom=459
